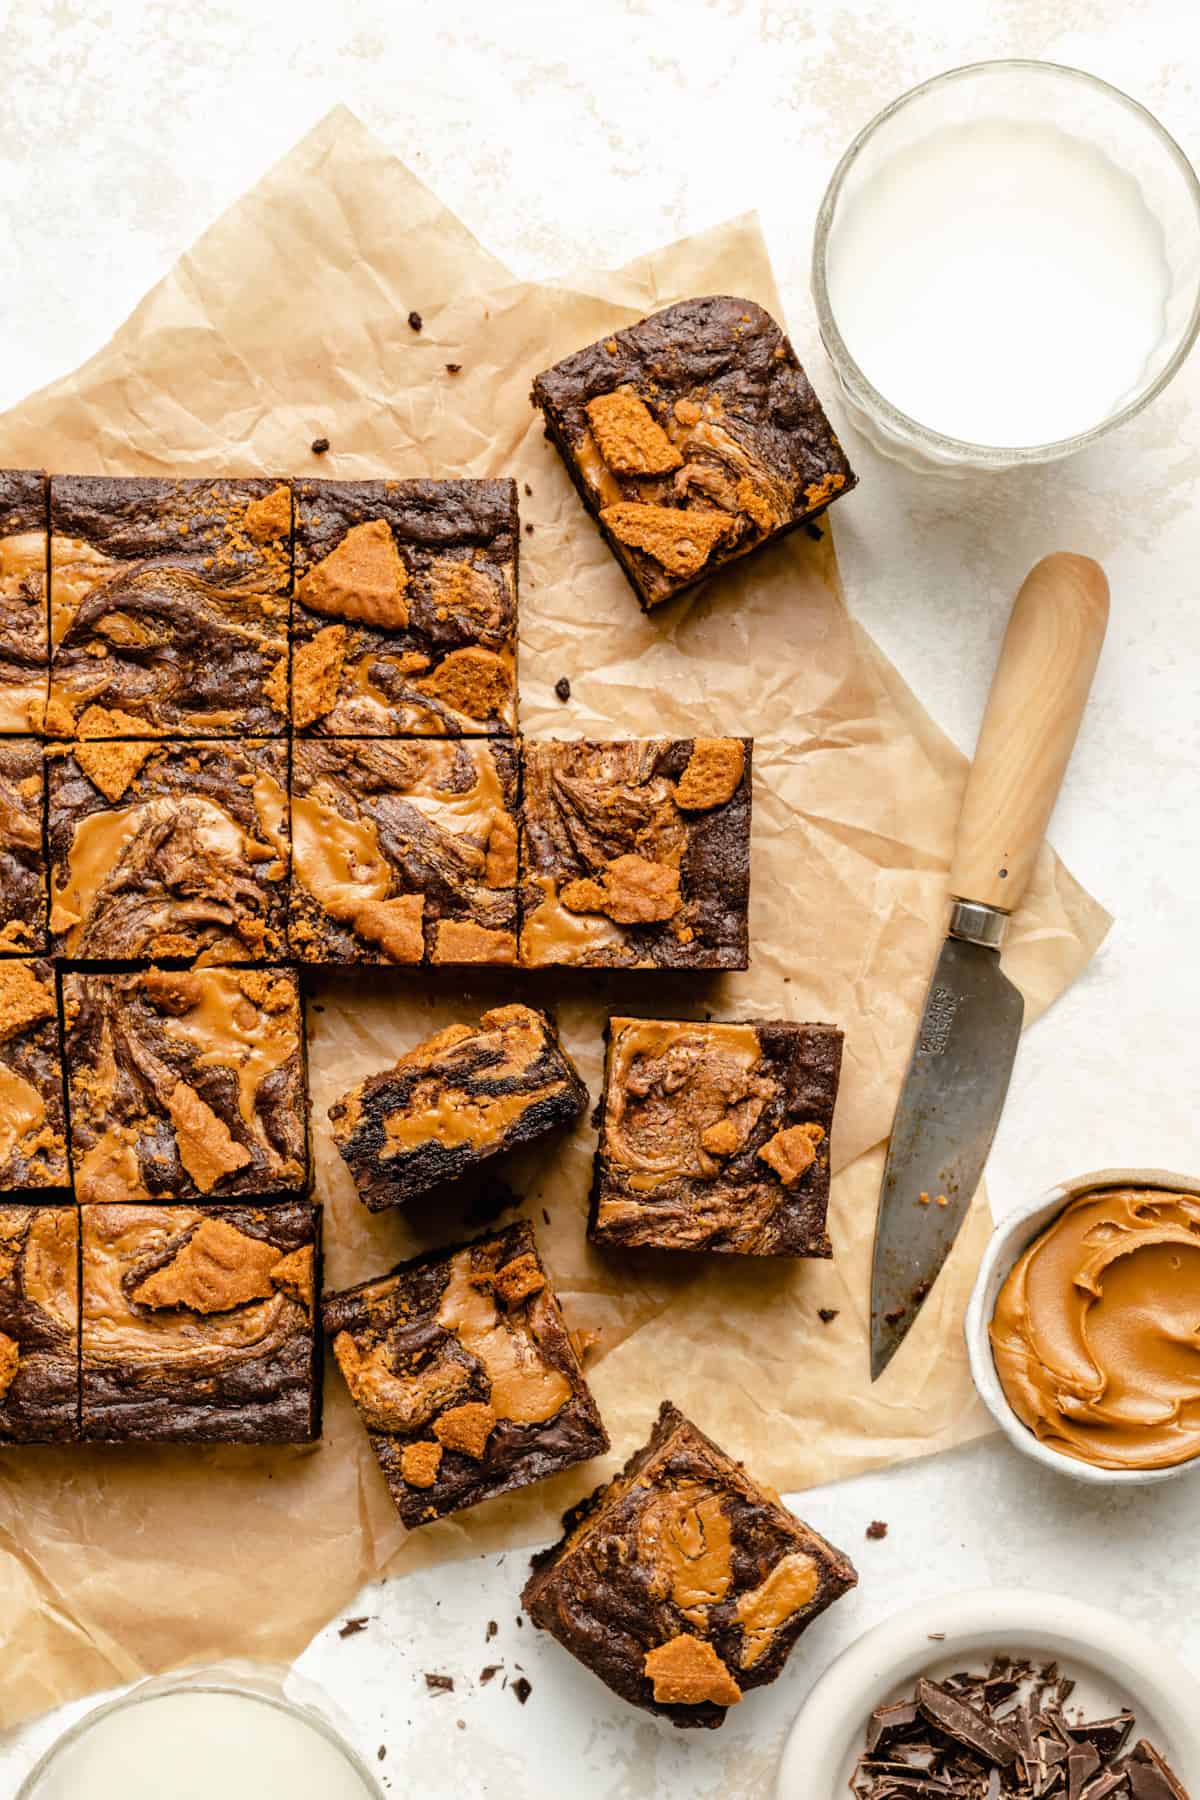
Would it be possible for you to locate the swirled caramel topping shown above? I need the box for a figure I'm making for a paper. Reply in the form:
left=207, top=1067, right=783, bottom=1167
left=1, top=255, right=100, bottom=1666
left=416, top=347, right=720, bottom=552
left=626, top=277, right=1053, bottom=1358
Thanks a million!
left=990, top=1186, right=1200, bottom=1471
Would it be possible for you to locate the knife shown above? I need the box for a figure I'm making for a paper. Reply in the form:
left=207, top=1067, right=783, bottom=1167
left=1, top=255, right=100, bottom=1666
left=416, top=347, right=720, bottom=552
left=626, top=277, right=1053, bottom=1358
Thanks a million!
left=870, top=552, right=1110, bottom=1380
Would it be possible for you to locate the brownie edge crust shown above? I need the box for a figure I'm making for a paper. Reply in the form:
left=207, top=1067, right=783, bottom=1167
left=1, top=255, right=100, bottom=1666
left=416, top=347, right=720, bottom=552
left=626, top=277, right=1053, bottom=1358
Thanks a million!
left=523, top=1401, right=858, bottom=1728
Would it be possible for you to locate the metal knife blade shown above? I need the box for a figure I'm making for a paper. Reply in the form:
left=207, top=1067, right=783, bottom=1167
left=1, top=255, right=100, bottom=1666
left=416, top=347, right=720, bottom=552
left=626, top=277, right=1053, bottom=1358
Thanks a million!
left=869, top=924, right=1024, bottom=1381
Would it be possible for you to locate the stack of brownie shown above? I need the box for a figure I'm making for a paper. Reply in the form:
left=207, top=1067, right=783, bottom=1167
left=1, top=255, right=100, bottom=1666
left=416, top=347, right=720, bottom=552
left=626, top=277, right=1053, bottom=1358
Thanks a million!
left=0, top=295, right=862, bottom=1724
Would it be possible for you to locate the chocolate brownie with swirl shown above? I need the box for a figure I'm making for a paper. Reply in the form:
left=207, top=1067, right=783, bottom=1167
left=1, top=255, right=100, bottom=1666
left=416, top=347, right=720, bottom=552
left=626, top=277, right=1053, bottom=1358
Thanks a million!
left=323, top=1221, right=607, bottom=1526
left=519, top=737, right=751, bottom=969
left=288, top=737, right=517, bottom=965
left=47, top=476, right=291, bottom=738
left=291, top=478, right=517, bottom=737
left=80, top=1201, right=320, bottom=1442
left=47, top=737, right=289, bottom=964
left=0, top=470, right=49, bottom=736
left=0, top=961, right=69, bottom=1198
left=63, top=966, right=308, bottom=1204
left=0, top=1205, right=79, bottom=1443
left=0, top=740, right=47, bottom=954
left=531, top=297, right=855, bottom=610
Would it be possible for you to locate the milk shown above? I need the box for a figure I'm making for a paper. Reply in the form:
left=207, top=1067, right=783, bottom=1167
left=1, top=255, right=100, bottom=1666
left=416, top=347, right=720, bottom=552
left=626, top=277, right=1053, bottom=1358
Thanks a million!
left=29, top=1690, right=376, bottom=1800
left=826, top=117, right=1172, bottom=448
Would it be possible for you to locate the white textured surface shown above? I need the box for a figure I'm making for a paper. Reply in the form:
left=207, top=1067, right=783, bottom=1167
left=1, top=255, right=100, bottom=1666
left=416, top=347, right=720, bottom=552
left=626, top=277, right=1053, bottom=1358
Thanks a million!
left=3, top=1, right=1200, bottom=1793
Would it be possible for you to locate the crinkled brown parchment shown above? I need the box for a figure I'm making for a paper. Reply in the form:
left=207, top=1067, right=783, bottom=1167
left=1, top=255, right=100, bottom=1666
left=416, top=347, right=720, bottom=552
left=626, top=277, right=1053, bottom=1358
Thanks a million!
left=0, top=108, right=1110, bottom=1725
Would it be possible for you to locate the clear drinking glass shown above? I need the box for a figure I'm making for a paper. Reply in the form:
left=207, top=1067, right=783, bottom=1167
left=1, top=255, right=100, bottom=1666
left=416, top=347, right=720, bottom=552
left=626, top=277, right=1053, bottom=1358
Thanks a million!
left=812, top=61, right=1200, bottom=472
left=15, top=1666, right=385, bottom=1800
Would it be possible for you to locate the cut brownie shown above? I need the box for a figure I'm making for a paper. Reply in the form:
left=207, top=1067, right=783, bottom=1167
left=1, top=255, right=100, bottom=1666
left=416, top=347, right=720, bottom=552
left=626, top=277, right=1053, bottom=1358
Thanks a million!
left=288, top=737, right=518, bottom=966
left=63, top=966, right=307, bottom=1204
left=323, top=1221, right=608, bottom=1526
left=0, top=740, right=46, bottom=954
left=519, top=737, right=751, bottom=969
left=590, top=1018, right=842, bottom=1256
left=0, top=961, right=68, bottom=1198
left=292, top=478, right=518, bottom=737
left=80, top=1201, right=321, bottom=1443
left=531, top=297, right=855, bottom=610
left=0, top=470, right=48, bottom=736
left=329, top=1005, right=587, bottom=1211
left=48, top=476, right=291, bottom=738
left=0, top=1206, right=78, bottom=1443
left=46, top=736, right=289, bottom=964
left=524, top=1400, right=857, bottom=1728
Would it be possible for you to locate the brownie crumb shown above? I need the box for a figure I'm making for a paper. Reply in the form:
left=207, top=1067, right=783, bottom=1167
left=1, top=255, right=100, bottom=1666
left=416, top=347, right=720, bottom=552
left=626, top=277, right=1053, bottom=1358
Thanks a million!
left=525, top=522, right=534, bottom=535
left=818, top=1307, right=839, bottom=1324
left=310, top=436, right=330, bottom=455
left=338, top=1616, right=369, bottom=1638
left=424, top=1672, right=454, bottom=1694
left=512, top=1677, right=532, bottom=1705
left=445, top=362, right=462, bottom=374
left=554, top=676, right=571, bottom=703
left=523, top=483, right=532, bottom=497
left=866, top=1520, right=888, bottom=1541
left=480, top=1664, right=501, bottom=1685
left=408, top=310, right=423, bottom=333
left=377, top=1747, right=387, bottom=1762
left=486, top=1620, right=498, bottom=1641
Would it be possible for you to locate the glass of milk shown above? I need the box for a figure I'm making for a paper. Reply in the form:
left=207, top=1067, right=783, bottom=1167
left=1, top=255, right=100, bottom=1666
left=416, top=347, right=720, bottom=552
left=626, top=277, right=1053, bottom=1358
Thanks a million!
left=813, top=61, right=1200, bottom=471
left=16, top=1669, right=383, bottom=1800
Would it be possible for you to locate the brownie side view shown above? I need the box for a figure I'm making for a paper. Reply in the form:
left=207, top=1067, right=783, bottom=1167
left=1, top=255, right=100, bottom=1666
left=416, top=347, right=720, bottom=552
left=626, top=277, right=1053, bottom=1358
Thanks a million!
left=63, top=966, right=308, bottom=1204
left=531, top=297, right=855, bottom=610
left=329, top=1005, right=587, bottom=1211
left=523, top=1400, right=858, bottom=1728
left=80, top=1201, right=321, bottom=1443
left=0, top=961, right=69, bottom=1197
left=0, top=1206, right=79, bottom=1444
left=292, top=478, right=518, bottom=737
left=47, top=737, right=290, bottom=964
left=519, top=737, right=751, bottom=969
left=323, top=1221, right=608, bottom=1526
left=0, top=740, right=47, bottom=954
left=48, top=475, right=291, bottom=738
left=0, top=471, right=49, bottom=737
left=590, top=1017, right=842, bottom=1256
left=288, top=737, right=518, bottom=966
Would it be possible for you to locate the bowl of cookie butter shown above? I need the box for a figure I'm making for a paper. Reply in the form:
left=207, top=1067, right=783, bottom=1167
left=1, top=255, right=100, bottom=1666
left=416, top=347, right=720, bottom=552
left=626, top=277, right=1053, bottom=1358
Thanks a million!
left=965, top=1169, right=1200, bottom=1485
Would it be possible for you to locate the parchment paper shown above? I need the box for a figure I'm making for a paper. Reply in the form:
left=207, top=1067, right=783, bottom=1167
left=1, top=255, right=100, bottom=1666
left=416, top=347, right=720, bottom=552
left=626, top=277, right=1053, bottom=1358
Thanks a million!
left=0, top=107, right=1110, bottom=1725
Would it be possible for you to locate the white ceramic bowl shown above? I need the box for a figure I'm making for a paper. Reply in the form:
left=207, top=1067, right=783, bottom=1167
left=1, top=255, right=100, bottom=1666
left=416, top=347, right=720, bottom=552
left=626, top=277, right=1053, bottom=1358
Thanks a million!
left=776, top=1587, right=1200, bottom=1798
left=964, top=1166, right=1200, bottom=1487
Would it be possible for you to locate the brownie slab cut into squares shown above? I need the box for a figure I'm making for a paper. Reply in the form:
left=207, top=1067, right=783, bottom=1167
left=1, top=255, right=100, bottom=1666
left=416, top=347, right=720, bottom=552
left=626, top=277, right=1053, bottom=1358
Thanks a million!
left=323, top=1221, right=608, bottom=1526
left=0, top=740, right=47, bottom=954
left=591, top=1017, right=843, bottom=1256
left=0, top=961, right=69, bottom=1198
left=329, top=1004, right=588, bottom=1211
left=63, top=966, right=308, bottom=1204
left=80, top=1202, right=321, bottom=1443
left=523, top=1401, right=858, bottom=1729
left=531, top=296, right=856, bottom=610
left=292, top=478, right=518, bottom=737
left=288, top=737, right=518, bottom=966
left=47, top=737, right=290, bottom=964
left=48, top=475, right=291, bottom=738
left=519, top=737, right=752, bottom=969
left=0, top=470, right=49, bottom=736
left=0, top=1205, right=79, bottom=1443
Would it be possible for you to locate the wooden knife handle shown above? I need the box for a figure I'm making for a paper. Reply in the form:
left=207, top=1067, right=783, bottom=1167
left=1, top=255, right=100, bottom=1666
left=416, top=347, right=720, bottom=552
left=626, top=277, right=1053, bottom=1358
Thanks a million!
left=949, top=552, right=1109, bottom=913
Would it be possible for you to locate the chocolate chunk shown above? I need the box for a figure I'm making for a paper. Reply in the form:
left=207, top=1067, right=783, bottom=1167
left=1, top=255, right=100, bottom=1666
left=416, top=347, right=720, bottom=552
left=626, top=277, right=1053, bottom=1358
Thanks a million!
left=916, top=1679, right=1021, bottom=1766
left=1125, top=1741, right=1190, bottom=1799
left=311, top=436, right=330, bottom=454
left=512, top=1677, right=532, bottom=1705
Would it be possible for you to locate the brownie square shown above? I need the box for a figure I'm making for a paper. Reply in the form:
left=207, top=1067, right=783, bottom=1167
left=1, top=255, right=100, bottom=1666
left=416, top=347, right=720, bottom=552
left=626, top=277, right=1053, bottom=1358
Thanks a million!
left=48, top=475, right=291, bottom=738
left=0, top=740, right=46, bottom=954
left=288, top=737, right=518, bottom=966
left=590, top=1018, right=842, bottom=1256
left=0, top=1206, right=78, bottom=1443
left=523, top=1400, right=857, bottom=1728
left=531, top=297, right=856, bottom=610
left=292, top=478, right=518, bottom=737
left=80, top=1201, right=321, bottom=1443
left=329, top=1004, right=587, bottom=1212
left=0, top=471, right=49, bottom=736
left=63, top=967, right=308, bottom=1204
left=0, top=962, right=68, bottom=1198
left=519, top=737, right=751, bottom=969
left=323, top=1221, right=608, bottom=1526
left=47, top=737, right=290, bottom=964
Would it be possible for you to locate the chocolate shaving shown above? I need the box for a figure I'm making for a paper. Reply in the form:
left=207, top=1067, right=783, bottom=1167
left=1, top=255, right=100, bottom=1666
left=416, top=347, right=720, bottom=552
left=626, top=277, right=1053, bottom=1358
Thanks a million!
left=338, top=1615, right=368, bottom=1638
left=424, top=1672, right=454, bottom=1694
